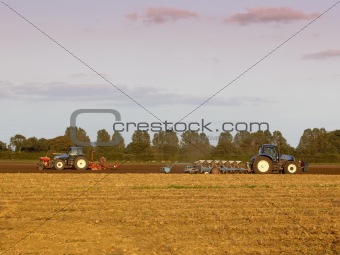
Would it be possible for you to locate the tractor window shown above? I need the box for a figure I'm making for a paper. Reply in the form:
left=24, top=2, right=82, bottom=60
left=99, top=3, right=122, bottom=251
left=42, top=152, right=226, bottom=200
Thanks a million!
left=69, top=147, right=78, bottom=155
left=264, top=147, right=278, bottom=160
left=264, top=147, right=271, bottom=154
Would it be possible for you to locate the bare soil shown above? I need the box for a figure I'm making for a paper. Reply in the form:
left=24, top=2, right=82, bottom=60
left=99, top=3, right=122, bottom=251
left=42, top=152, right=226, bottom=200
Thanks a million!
left=0, top=162, right=339, bottom=174
left=0, top=174, right=339, bottom=254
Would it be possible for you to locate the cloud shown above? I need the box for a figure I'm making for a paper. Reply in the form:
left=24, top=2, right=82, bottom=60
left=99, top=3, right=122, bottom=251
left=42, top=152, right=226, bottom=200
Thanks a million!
left=0, top=81, right=270, bottom=107
left=82, top=27, right=97, bottom=33
left=303, top=49, right=340, bottom=60
left=70, top=72, right=107, bottom=78
left=226, top=7, right=319, bottom=25
left=126, top=12, right=139, bottom=21
left=0, top=81, right=114, bottom=101
left=126, top=7, right=199, bottom=24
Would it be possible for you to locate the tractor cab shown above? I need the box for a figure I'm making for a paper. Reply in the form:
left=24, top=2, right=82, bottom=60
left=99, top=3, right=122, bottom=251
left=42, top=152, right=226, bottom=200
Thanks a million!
left=68, top=147, right=84, bottom=156
left=258, top=144, right=279, bottom=162
left=54, top=146, right=84, bottom=161
left=66, top=146, right=85, bottom=163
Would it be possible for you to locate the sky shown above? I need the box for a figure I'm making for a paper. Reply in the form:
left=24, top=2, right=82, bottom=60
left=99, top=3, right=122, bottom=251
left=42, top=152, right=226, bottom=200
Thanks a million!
left=1, top=0, right=340, bottom=148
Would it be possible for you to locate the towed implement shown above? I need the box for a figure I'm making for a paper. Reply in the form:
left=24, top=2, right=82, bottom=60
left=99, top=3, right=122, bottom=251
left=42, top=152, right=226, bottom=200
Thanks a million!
left=160, top=163, right=193, bottom=174
left=186, top=160, right=249, bottom=174
left=87, top=150, right=120, bottom=171
left=37, top=147, right=120, bottom=171
left=179, top=160, right=249, bottom=174
left=160, top=160, right=249, bottom=174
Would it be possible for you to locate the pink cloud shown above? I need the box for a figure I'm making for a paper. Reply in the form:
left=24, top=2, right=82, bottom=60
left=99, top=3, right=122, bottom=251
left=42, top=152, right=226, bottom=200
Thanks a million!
left=126, top=12, right=139, bottom=21
left=226, top=7, right=319, bottom=25
left=126, top=7, right=199, bottom=24
left=303, top=49, right=340, bottom=60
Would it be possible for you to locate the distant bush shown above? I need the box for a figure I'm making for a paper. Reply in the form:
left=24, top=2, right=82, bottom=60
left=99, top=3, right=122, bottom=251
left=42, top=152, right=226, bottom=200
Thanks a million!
left=296, top=153, right=340, bottom=163
left=0, top=151, right=42, bottom=160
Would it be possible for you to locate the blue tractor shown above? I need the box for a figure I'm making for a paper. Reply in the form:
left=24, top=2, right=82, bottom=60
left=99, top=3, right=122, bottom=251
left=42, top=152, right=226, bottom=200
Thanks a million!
left=53, top=146, right=89, bottom=170
left=249, top=144, right=308, bottom=174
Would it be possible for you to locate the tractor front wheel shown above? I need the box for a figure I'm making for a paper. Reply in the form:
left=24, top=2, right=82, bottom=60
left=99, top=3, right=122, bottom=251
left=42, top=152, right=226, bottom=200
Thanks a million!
left=284, top=162, right=300, bottom=174
left=74, top=156, right=89, bottom=170
left=54, top=159, right=65, bottom=170
left=253, top=156, right=272, bottom=174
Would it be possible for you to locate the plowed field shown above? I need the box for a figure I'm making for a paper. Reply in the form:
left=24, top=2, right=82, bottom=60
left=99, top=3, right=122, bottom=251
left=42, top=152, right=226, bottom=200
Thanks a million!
left=0, top=162, right=339, bottom=174
left=0, top=173, right=339, bottom=254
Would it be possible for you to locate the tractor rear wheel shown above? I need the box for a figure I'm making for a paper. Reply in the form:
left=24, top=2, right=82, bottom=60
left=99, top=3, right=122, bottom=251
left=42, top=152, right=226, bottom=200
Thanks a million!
left=284, top=161, right=300, bottom=174
left=253, top=156, right=272, bottom=174
left=54, top=159, right=65, bottom=170
left=74, top=156, right=89, bottom=170
left=210, top=167, right=220, bottom=174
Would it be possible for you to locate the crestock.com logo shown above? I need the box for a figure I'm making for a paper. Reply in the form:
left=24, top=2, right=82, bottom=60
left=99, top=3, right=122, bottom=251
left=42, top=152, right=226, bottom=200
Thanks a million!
left=112, top=119, right=269, bottom=133
left=70, top=109, right=270, bottom=146
left=70, top=109, right=121, bottom=146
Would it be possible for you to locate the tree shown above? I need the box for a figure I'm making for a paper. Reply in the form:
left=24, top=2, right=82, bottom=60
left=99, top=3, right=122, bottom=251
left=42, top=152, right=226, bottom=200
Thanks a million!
left=37, top=138, right=49, bottom=152
left=214, top=131, right=236, bottom=156
left=64, top=127, right=90, bottom=144
left=297, top=128, right=313, bottom=155
left=21, top=137, right=40, bottom=152
left=112, top=131, right=125, bottom=151
left=64, top=126, right=92, bottom=154
left=110, top=131, right=126, bottom=159
left=10, top=134, right=26, bottom=152
left=90, top=130, right=126, bottom=160
left=125, top=131, right=153, bottom=160
left=329, top=130, right=340, bottom=153
left=250, top=130, right=273, bottom=148
left=235, top=130, right=273, bottom=156
left=233, top=131, right=252, bottom=156
left=315, top=128, right=335, bottom=154
left=21, top=137, right=48, bottom=152
left=97, top=129, right=110, bottom=143
left=272, top=131, right=294, bottom=155
left=47, top=136, right=72, bottom=152
left=152, top=130, right=179, bottom=160
left=94, top=129, right=111, bottom=156
left=180, top=131, right=210, bottom=161
left=297, top=128, right=336, bottom=156
left=0, top=141, right=8, bottom=151
left=95, top=129, right=126, bottom=159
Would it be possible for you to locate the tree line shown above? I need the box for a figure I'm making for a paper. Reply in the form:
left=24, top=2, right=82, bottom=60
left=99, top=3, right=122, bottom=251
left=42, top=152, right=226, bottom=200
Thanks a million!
left=0, top=127, right=339, bottom=162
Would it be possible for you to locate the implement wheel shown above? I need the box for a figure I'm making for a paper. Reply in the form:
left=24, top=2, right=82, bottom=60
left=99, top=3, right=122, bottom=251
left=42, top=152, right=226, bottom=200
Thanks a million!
left=210, top=167, right=220, bottom=174
left=253, top=156, right=272, bottom=174
left=37, top=162, right=44, bottom=171
left=74, top=156, right=89, bottom=170
left=284, top=161, right=301, bottom=174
